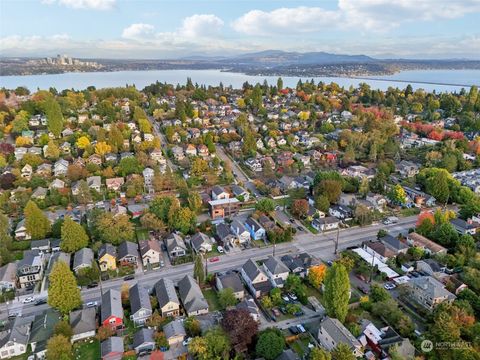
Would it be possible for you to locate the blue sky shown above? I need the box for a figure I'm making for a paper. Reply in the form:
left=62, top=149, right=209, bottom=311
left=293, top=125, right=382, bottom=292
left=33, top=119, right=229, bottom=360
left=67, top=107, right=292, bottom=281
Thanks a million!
left=1, top=0, right=479, bottom=59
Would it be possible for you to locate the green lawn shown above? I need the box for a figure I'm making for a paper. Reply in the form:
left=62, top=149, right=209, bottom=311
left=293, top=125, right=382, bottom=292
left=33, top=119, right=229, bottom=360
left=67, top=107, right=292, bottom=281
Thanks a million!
left=74, top=339, right=100, bottom=360
left=289, top=335, right=311, bottom=358
left=136, top=228, right=149, bottom=241
left=202, top=288, right=221, bottom=311
left=305, top=285, right=324, bottom=305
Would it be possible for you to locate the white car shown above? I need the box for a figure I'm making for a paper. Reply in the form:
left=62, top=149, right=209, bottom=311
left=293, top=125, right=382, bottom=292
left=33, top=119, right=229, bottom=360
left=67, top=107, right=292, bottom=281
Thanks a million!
left=22, top=296, right=35, bottom=304
left=384, top=283, right=396, bottom=290
left=85, top=301, right=98, bottom=308
left=217, top=246, right=224, bottom=253
left=182, top=337, right=192, bottom=346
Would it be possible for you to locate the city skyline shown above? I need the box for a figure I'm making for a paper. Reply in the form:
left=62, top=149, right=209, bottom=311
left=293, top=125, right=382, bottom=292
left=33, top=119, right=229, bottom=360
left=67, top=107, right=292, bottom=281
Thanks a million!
left=0, top=0, right=480, bottom=59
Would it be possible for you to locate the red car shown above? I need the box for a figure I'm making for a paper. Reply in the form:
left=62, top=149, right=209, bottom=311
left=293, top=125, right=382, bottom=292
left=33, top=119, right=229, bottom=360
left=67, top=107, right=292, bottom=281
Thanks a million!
left=209, top=256, right=220, bottom=263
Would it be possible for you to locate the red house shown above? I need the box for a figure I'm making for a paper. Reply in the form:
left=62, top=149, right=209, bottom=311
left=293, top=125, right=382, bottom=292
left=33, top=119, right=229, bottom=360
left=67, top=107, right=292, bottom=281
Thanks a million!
left=101, top=289, right=124, bottom=330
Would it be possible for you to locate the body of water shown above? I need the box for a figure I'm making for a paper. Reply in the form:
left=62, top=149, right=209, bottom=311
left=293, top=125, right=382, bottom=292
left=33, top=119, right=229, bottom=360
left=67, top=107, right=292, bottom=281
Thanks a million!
left=1, top=69, right=479, bottom=93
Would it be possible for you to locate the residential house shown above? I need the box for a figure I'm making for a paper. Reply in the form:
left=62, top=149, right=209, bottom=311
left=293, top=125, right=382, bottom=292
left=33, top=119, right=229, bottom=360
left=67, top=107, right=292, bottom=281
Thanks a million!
left=317, top=316, right=363, bottom=357
left=139, top=239, right=161, bottom=267
left=244, top=217, right=266, bottom=241
left=212, top=185, right=229, bottom=200
left=132, top=328, right=155, bottom=355
left=240, top=259, right=272, bottom=298
left=190, top=232, right=212, bottom=253
left=245, top=158, right=262, bottom=172
left=155, top=278, right=180, bottom=317
left=21, top=164, right=32, bottom=179
left=106, top=178, right=125, bottom=191
left=450, top=218, right=479, bottom=235
left=70, top=307, right=97, bottom=343
left=163, top=319, right=186, bottom=346
left=216, top=223, right=237, bottom=247
left=407, top=276, right=456, bottom=311
left=366, top=193, right=387, bottom=212
left=101, top=337, right=123, bottom=360
left=236, top=297, right=260, bottom=322
left=87, top=154, right=102, bottom=166
left=30, top=239, right=50, bottom=253
left=380, top=234, right=409, bottom=256
left=396, top=160, right=420, bottom=178
left=208, top=198, right=240, bottom=219
left=258, top=215, right=275, bottom=231
left=231, top=185, right=249, bottom=201
left=29, top=309, right=61, bottom=358
left=101, top=289, right=123, bottom=330
left=53, top=159, right=68, bottom=177
left=0, top=263, right=16, bottom=291
left=129, top=283, right=153, bottom=326
left=311, top=217, right=339, bottom=232
left=142, top=168, right=154, bottom=187
left=416, top=259, right=447, bottom=280
left=150, top=149, right=164, bottom=163
left=73, top=248, right=94, bottom=273
left=362, top=241, right=395, bottom=263
left=177, top=275, right=209, bottom=316
left=165, top=233, right=187, bottom=259
left=281, top=253, right=319, bottom=278
left=31, top=187, right=47, bottom=200
left=16, top=250, right=44, bottom=289
left=49, top=178, right=65, bottom=190
left=263, top=256, right=290, bottom=288
left=117, top=241, right=138, bottom=267
left=216, top=272, right=245, bottom=300
left=406, top=232, right=447, bottom=255
left=230, top=219, right=251, bottom=244
left=197, top=144, right=209, bottom=157
left=36, top=163, right=52, bottom=177
left=98, top=243, right=117, bottom=272
left=0, top=316, right=33, bottom=359
left=329, top=205, right=353, bottom=220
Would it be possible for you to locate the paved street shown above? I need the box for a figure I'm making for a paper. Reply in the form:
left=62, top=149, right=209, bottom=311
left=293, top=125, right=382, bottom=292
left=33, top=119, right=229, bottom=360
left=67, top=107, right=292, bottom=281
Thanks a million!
left=149, top=116, right=178, bottom=172
left=0, top=215, right=417, bottom=320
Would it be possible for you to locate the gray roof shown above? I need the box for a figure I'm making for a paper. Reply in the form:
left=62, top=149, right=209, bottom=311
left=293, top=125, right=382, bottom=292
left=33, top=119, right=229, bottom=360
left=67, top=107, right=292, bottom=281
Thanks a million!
left=217, top=272, right=244, bottom=293
left=190, top=232, right=210, bottom=251
left=101, top=289, right=123, bottom=323
left=231, top=219, right=248, bottom=235
left=319, top=316, right=362, bottom=350
left=117, top=241, right=138, bottom=260
left=264, top=256, right=289, bottom=275
left=242, top=259, right=262, bottom=281
left=98, top=243, right=117, bottom=259
left=277, top=349, right=301, bottom=360
left=236, top=298, right=259, bottom=317
left=29, top=309, right=61, bottom=352
left=177, top=275, right=209, bottom=314
left=163, top=319, right=186, bottom=340
left=216, top=223, right=234, bottom=240
left=70, top=307, right=97, bottom=336
left=0, top=262, right=17, bottom=284
left=47, top=252, right=71, bottom=276
left=30, top=239, right=50, bottom=249
left=139, top=239, right=160, bottom=257
left=380, top=234, right=409, bottom=252
left=129, top=283, right=152, bottom=315
left=0, top=316, right=34, bottom=349
left=17, top=249, right=42, bottom=270
left=409, top=276, right=456, bottom=300
left=132, top=328, right=154, bottom=349
left=231, top=185, right=246, bottom=196
left=101, top=336, right=124, bottom=357
left=212, top=185, right=226, bottom=196
left=155, top=278, right=179, bottom=309
left=165, top=233, right=186, bottom=254
left=73, top=248, right=94, bottom=270
left=245, top=217, right=263, bottom=232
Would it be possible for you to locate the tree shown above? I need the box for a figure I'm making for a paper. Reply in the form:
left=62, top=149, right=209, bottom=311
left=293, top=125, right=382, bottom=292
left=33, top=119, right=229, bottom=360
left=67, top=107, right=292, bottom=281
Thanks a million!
left=323, top=263, right=350, bottom=323
left=96, top=325, right=115, bottom=341
left=190, top=157, right=209, bottom=177
left=291, top=199, right=309, bottom=219
left=118, top=157, right=143, bottom=176
left=76, top=136, right=90, bottom=149
left=74, top=180, right=92, bottom=205
left=184, top=317, right=201, bottom=337
left=188, top=327, right=230, bottom=360
left=48, top=261, right=82, bottom=315
left=255, top=198, right=275, bottom=213
left=416, top=212, right=435, bottom=236
left=310, top=347, right=331, bottom=360
left=331, top=343, right=355, bottom=360
left=54, top=320, right=73, bottom=340
left=140, top=212, right=166, bottom=233
left=221, top=308, right=259, bottom=351
left=314, top=195, right=330, bottom=213
left=44, top=140, right=60, bottom=160
left=170, top=206, right=196, bottom=234
left=187, top=191, right=203, bottom=213
left=44, top=98, right=64, bottom=138
left=308, top=264, right=327, bottom=288
left=317, top=179, right=343, bottom=203
left=193, top=255, right=205, bottom=284
left=96, top=213, right=134, bottom=244
left=46, top=335, right=73, bottom=360
left=218, top=288, right=237, bottom=309
left=255, top=328, right=285, bottom=360
left=24, top=200, right=51, bottom=239
left=387, top=184, right=406, bottom=205
left=433, top=222, right=459, bottom=247
left=369, top=284, right=390, bottom=302
left=60, top=217, right=89, bottom=253
left=150, top=195, right=175, bottom=222
left=94, top=141, right=111, bottom=156
left=354, top=204, right=373, bottom=226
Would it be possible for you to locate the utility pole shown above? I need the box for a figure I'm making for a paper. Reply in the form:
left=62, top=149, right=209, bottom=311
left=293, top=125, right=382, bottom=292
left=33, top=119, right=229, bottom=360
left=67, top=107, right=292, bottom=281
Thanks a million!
left=272, top=235, right=276, bottom=257
left=334, top=226, right=340, bottom=255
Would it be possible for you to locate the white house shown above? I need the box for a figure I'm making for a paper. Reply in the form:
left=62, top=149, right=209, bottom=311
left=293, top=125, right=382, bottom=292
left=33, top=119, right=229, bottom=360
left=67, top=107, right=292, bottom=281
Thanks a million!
left=263, top=256, right=290, bottom=288
left=230, top=219, right=251, bottom=244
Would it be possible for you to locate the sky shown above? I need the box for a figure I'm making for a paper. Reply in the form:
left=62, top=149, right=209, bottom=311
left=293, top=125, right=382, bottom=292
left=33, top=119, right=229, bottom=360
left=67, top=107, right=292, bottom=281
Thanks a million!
left=1, top=0, right=480, bottom=59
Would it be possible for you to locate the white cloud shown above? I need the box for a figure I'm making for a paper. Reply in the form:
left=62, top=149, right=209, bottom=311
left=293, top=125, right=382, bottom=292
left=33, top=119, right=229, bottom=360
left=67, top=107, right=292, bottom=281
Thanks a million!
left=233, top=1, right=480, bottom=34
left=232, top=7, right=340, bottom=35
left=41, top=0, right=116, bottom=10
left=122, top=23, right=155, bottom=40
left=179, top=14, right=224, bottom=38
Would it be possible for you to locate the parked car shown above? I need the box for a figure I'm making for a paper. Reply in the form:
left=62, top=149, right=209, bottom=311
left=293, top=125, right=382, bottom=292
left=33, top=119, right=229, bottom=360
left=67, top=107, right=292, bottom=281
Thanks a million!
left=327, top=261, right=333, bottom=267
left=279, top=306, right=287, bottom=314
left=124, top=275, right=135, bottom=281
left=296, top=324, right=306, bottom=333
left=288, top=293, right=298, bottom=301
left=182, top=338, right=192, bottom=346
left=85, top=301, right=97, bottom=308
left=272, top=308, right=281, bottom=317
left=384, top=283, right=396, bottom=290
left=297, top=226, right=305, bottom=232
left=294, top=310, right=304, bottom=317
left=209, top=256, right=220, bottom=263
left=22, top=296, right=35, bottom=304
left=87, top=282, right=98, bottom=289
left=289, top=326, right=299, bottom=335
left=359, top=286, right=369, bottom=294
left=282, top=295, right=290, bottom=303
left=217, top=246, right=224, bottom=253
left=34, top=298, right=47, bottom=306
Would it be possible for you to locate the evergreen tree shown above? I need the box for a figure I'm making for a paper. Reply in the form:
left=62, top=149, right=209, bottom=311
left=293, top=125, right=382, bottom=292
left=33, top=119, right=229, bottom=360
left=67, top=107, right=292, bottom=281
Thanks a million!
left=44, top=97, right=64, bottom=138
left=48, top=261, right=82, bottom=315
left=61, top=217, right=89, bottom=253
left=193, top=254, right=205, bottom=284
left=323, top=263, right=350, bottom=323
left=24, top=200, right=50, bottom=239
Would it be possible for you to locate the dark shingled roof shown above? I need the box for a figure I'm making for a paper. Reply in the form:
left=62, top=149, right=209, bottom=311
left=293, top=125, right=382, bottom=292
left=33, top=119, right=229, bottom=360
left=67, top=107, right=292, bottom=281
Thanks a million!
left=101, top=289, right=123, bottom=323
left=155, top=278, right=179, bottom=309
